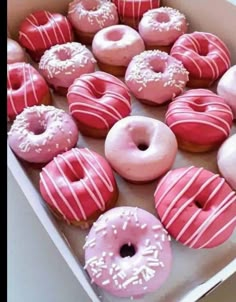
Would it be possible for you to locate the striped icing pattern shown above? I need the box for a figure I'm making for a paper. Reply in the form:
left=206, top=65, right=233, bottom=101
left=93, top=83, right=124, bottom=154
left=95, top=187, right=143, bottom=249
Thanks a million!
left=19, top=10, right=72, bottom=55
left=7, top=63, right=48, bottom=120
left=170, top=32, right=231, bottom=80
left=39, top=148, right=116, bottom=222
left=154, top=166, right=236, bottom=249
left=67, top=71, right=131, bottom=131
left=165, top=89, right=233, bottom=145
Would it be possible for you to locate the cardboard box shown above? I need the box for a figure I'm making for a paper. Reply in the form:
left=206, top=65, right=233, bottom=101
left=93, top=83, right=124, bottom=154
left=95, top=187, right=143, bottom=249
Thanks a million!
left=7, top=1, right=236, bottom=301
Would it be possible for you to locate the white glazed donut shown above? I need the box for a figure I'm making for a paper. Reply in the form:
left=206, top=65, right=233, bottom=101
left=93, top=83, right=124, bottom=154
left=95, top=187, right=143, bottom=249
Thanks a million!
left=84, top=206, right=172, bottom=298
left=104, top=116, right=178, bottom=183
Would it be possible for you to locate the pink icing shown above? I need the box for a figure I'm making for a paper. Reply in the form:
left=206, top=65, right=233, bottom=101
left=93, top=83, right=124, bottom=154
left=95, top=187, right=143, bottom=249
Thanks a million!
left=104, top=116, right=177, bottom=182
left=138, top=7, right=187, bottom=46
left=92, top=24, right=145, bottom=66
left=154, top=166, right=236, bottom=249
left=68, top=0, right=119, bottom=34
left=7, top=38, right=27, bottom=64
left=39, top=42, right=96, bottom=92
left=8, top=105, right=79, bottom=164
left=39, top=148, right=117, bottom=224
left=67, top=71, right=131, bottom=133
left=170, top=31, right=231, bottom=83
left=165, top=89, right=233, bottom=146
left=84, top=206, right=172, bottom=298
left=125, top=50, right=189, bottom=104
left=7, top=62, right=50, bottom=121
left=217, top=65, right=236, bottom=119
left=217, top=134, right=236, bottom=190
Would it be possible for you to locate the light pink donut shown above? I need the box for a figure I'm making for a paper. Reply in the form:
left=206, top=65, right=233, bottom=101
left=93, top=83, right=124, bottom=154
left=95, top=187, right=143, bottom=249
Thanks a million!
left=7, top=38, right=27, bottom=64
left=84, top=206, right=172, bottom=298
left=92, top=24, right=145, bottom=67
left=217, top=65, right=236, bottom=119
left=104, top=116, right=177, bottom=183
left=138, top=7, right=187, bottom=47
left=8, top=105, right=79, bottom=164
left=39, top=42, right=96, bottom=95
left=125, top=50, right=189, bottom=105
left=217, top=134, right=236, bottom=190
left=68, top=0, right=119, bottom=34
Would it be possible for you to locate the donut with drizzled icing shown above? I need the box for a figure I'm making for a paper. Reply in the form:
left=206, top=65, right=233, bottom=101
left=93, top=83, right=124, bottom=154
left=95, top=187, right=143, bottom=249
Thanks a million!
left=170, top=31, right=231, bottom=88
left=125, top=50, right=189, bottom=105
left=154, top=166, right=236, bottom=249
left=165, top=89, right=233, bottom=152
left=39, top=42, right=96, bottom=96
left=7, top=62, right=51, bottom=121
left=68, top=0, right=119, bottom=45
left=39, top=148, right=118, bottom=228
left=19, top=10, right=73, bottom=62
left=84, top=206, right=172, bottom=298
left=67, top=71, right=131, bottom=138
left=112, top=0, right=161, bottom=29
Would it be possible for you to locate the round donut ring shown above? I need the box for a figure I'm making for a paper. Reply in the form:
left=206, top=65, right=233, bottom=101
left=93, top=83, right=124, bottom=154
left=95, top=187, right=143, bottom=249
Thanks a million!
left=84, top=206, right=172, bottom=298
left=154, top=166, right=236, bottom=249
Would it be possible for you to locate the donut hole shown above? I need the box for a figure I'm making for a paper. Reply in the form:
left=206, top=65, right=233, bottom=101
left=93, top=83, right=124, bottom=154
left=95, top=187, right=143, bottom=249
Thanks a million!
left=106, top=30, right=124, bottom=42
left=83, top=0, right=99, bottom=11
left=151, top=60, right=165, bottom=74
left=11, top=80, right=22, bottom=90
left=29, top=120, right=46, bottom=135
left=120, top=243, right=136, bottom=258
left=37, top=15, right=49, bottom=26
left=137, top=143, right=149, bottom=151
left=189, top=98, right=206, bottom=112
left=198, top=42, right=209, bottom=56
left=57, top=49, right=71, bottom=61
left=155, top=12, right=170, bottom=23
left=195, top=200, right=203, bottom=209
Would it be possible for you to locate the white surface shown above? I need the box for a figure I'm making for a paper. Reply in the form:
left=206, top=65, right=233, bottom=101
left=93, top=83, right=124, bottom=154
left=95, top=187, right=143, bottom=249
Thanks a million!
left=7, top=169, right=236, bottom=302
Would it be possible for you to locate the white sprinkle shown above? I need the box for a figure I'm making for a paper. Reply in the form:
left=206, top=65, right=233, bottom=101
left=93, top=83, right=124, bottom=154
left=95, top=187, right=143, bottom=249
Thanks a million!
left=122, top=276, right=138, bottom=287
left=102, top=231, right=107, bottom=236
left=143, top=286, right=148, bottom=290
left=96, top=273, right=102, bottom=279
left=102, top=252, right=106, bottom=257
left=141, top=224, right=147, bottom=229
left=154, top=234, right=159, bottom=239
left=142, top=250, right=154, bottom=256
left=122, top=221, right=128, bottom=230
left=145, top=239, right=150, bottom=246
left=161, top=234, right=166, bottom=242
left=95, top=225, right=107, bottom=233
left=160, top=262, right=165, bottom=268
left=157, top=242, right=163, bottom=250
left=109, top=252, right=114, bottom=257
left=168, top=235, right=172, bottom=241
left=152, top=225, right=161, bottom=230
left=154, top=250, right=159, bottom=259
left=102, top=279, right=110, bottom=285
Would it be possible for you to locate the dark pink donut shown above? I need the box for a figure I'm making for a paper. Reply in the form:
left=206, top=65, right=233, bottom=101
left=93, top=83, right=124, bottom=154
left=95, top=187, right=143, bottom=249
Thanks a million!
left=154, top=166, right=236, bottom=249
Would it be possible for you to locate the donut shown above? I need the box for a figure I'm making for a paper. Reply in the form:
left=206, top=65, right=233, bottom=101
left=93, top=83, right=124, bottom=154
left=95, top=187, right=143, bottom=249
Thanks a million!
left=217, top=134, right=236, bottom=191
left=154, top=166, right=236, bottom=249
left=68, top=0, right=119, bottom=45
left=170, top=31, right=231, bottom=88
left=67, top=71, right=131, bottom=138
left=125, top=50, right=189, bottom=106
left=105, top=116, right=178, bottom=183
left=7, top=63, right=51, bottom=121
left=84, top=206, right=172, bottom=298
left=138, top=7, right=188, bottom=53
left=165, top=89, right=233, bottom=153
left=39, top=42, right=96, bottom=96
left=217, top=65, right=236, bottom=119
left=19, top=10, right=73, bottom=62
left=112, top=0, right=161, bottom=29
left=92, top=24, right=145, bottom=77
left=39, top=147, right=118, bottom=228
left=7, top=38, right=27, bottom=64
left=8, top=105, right=79, bottom=164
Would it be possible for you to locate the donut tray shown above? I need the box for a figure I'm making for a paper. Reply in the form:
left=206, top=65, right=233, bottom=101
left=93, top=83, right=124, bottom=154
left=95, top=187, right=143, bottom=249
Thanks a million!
left=7, top=0, right=236, bottom=301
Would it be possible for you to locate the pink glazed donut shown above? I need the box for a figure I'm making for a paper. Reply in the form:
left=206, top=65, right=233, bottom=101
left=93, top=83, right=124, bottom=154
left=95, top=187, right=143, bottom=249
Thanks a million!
left=8, top=105, right=79, bottom=164
left=7, top=38, right=27, bottom=64
left=68, top=0, right=119, bottom=45
left=217, top=134, right=236, bottom=191
left=217, top=65, right=236, bottom=119
left=138, top=7, right=188, bottom=53
left=84, top=206, right=172, bottom=299
left=105, top=116, right=178, bottom=183
left=92, top=24, right=145, bottom=76
left=125, top=50, right=189, bottom=105
left=154, top=166, right=236, bottom=249
left=39, top=42, right=96, bottom=96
